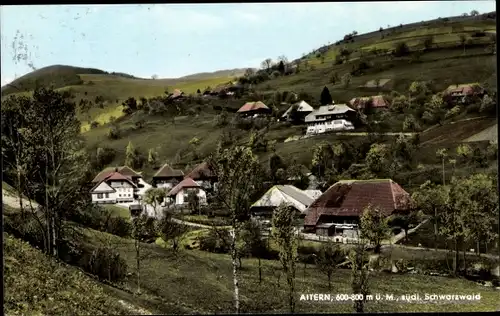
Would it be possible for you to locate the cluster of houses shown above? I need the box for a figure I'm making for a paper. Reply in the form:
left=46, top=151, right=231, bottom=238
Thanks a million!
left=89, top=163, right=412, bottom=239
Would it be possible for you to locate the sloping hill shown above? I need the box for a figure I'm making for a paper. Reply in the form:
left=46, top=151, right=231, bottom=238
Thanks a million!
left=178, top=68, right=250, bottom=81
left=464, top=123, right=498, bottom=142
left=3, top=232, right=147, bottom=315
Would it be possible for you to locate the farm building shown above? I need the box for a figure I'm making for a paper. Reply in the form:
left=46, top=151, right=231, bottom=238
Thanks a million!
left=349, top=95, right=390, bottom=110
left=152, top=163, right=184, bottom=189
left=184, top=161, right=218, bottom=192
left=444, top=83, right=486, bottom=104
left=281, top=100, right=314, bottom=123
left=304, top=104, right=357, bottom=135
left=250, top=185, right=319, bottom=218
left=237, top=101, right=272, bottom=117
left=303, top=179, right=411, bottom=237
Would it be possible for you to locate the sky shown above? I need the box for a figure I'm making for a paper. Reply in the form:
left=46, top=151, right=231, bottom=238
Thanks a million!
left=0, top=1, right=496, bottom=85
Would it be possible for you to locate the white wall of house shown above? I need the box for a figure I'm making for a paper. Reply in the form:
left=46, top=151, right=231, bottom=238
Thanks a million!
left=109, top=180, right=135, bottom=202
left=91, top=192, right=116, bottom=203
left=306, top=119, right=354, bottom=135
left=174, top=188, right=207, bottom=205
left=156, top=182, right=176, bottom=189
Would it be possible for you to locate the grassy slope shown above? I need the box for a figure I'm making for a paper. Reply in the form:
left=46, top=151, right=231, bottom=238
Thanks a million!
left=3, top=233, right=138, bottom=315
left=78, top=225, right=500, bottom=313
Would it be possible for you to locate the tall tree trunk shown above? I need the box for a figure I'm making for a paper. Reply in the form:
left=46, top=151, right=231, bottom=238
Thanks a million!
left=453, top=237, right=459, bottom=275
left=463, top=244, right=467, bottom=276
left=230, top=227, right=240, bottom=314
left=258, top=257, right=262, bottom=284
left=328, top=273, right=332, bottom=291
left=442, top=158, right=445, bottom=185
left=434, top=207, right=438, bottom=252
left=135, top=238, right=141, bottom=293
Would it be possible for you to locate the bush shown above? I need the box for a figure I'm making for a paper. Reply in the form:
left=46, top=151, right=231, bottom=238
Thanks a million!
left=106, top=126, right=121, bottom=140
left=393, top=42, right=410, bottom=57
left=90, top=121, right=99, bottom=129
left=105, top=216, right=132, bottom=238
left=198, top=228, right=231, bottom=253
left=84, top=247, right=128, bottom=282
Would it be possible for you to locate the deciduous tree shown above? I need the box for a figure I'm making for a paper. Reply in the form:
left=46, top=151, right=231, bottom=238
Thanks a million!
left=360, top=204, right=391, bottom=253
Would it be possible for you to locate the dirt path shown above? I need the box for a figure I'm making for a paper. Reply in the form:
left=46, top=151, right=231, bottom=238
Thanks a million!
left=464, top=123, right=498, bottom=142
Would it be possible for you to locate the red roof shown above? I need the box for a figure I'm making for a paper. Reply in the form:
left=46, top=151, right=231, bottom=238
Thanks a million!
left=185, top=162, right=216, bottom=180
left=167, top=177, right=200, bottom=196
left=304, top=179, right=411, bottom=227
left=237, top=101, right=270, bottom=113
left=91, top=166, right=141, bottom=183
left=90, top=171, right=136, bottom=192
left=349, top=95, right=388, bottom=109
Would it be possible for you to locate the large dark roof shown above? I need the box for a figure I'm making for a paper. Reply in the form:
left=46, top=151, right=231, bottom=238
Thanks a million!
left=184, top=162, right=216, bottom=180
left=304, top=179, right=411, bottom=226
left=153, top=163, right=184, bottom=178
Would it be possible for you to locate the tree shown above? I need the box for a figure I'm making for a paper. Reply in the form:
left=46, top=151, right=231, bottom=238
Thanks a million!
left=411, top=181, right=448, bottom=251
left=131, top=213, right=158, bottom=293
left=147, top=148, right=158, bottom=167
left=402, top=115, right=420, bottom=132
left=389, top=210, right=422, bottom=242
left=348, top=238, right=370, bottom=313
left=143, top=188, right=166, bottom=218
left=241, top=220, right=268, bottom=284
left=277, top=55, right=289, bottom=64
left=269, top=153, right=286, bottom=183
left=480, top=94, right=495, bottom=114
left=272, top=203, right=298, bottom=313
left=186, top=190, right=201, bottom=215
left=151, top=74, right=158, bottom=80
left=436, top=148, right=448, bottom=185
left=78, top=98, right=93, bottom=124
left=244, top=68, right=255, bottom=78
left=359, top=204, right=390, bottom=253
left=278, top=61, right=285, bottom=75
left=320, top=86, right=333, bottom=105
left=341, top=73, right=352, bottom=88
left=422, top=36, right=434, bottom=49
left=470, top=10, right=479, bottom=16
left=261, top=58, right=273, bottom=72
left=311, top=142, right=334, bottom=181
left=394, top=42, right=410, bottom=57
left=208, top=145, right=263, bottom=313
left=159, top=210, right=189, bottom=252
left=365, top=143, right=389, bottom=175
left=122, top=97, right=138, bottom=115
left=316, top=241, right=343, bottom=290
left=125, top=141, right=137, bottom=168
left=451, top=174, right=498, bottom=260
left=458, top=34, right=467, bottom=54
left=456, top=144, right=472, bottom=165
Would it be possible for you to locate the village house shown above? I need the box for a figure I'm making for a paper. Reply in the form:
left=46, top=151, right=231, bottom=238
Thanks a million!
left=250, top=185, right=320, bottom=219
left=90, top=172, right=138, bottom=204
left=444, top=83, right=486, bottom=104
left=165, top=177, right=208, bottom=207
left=303, top=179, right=411, bottom=237
left=168, top=89, right=185, bottom=101
left=304, top=104, right=357, bottom=135
left=184, top=161, right=218, bottom=192
left=237, top=101, right=272, bottom=117
left=210, top=81, right=243, bottom=97
left=152, top=163, right=184, bottom=189
left=349, top=95, right=390, bottom=111
left=281, top=100, right=314, bottom=123
left=91, top=166, right=145, bottom=201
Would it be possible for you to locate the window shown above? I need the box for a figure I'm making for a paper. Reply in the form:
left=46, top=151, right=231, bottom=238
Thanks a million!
left=105, top=193, right=109, bottom=198
left=119, top=194, right=122, bottom=197
left=97, top=193, right=103, bottom=199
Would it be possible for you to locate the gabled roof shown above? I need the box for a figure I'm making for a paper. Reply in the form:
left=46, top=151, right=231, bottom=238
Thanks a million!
left=91, top=166, right=141, bottom=183
left=349, top=95, right=389, bottom=109
left=281, top=100, right=314, bottom=118
left=304, top=179, right=411, bottom=226
left=304, top=104, right=355, bottom=123
left=237, top=101, right=270, bottom=113
left=153, top=163, right=184, bottom=178
left=445, top=83, right=483, bottom=96
left=251, top=185, right=316, bottom=213
left=89, top=181, right=116, bottom=193
left=167, top=177, right=201, bottom=196
left=184, top=162, right=216, bottom=180
left=90, top=172, right=137, bottom=192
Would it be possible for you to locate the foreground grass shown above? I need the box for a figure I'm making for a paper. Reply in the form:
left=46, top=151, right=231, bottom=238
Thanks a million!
left=81, top=226, right=500, bottom=314
left=3, top=233, right=133, bottom=315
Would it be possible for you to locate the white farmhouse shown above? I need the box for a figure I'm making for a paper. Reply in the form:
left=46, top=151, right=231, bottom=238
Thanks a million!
left=90, top=172, right=137, bottom=204
left=166, top=177, right=208, bottom=206
left=304, top=104, right=356, bottom=135
left=281, top=100, right=314, bottom=122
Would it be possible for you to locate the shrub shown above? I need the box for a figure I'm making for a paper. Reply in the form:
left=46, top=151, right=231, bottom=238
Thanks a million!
left=84, top=247, right=128, bottom=282
left=105, top=217, right=132, bottom=238
left=90, top=121, right=99, bottom=129
left=198, top=228, right=231, bottom=253
left=106, top=126, right=121, bottom=140
left=96, top=147, right=116, bottom=167
left=393, top=42, right=410, bottom=57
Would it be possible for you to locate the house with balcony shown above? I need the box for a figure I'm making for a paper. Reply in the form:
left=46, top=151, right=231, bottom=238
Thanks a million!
left=304, top=104, right=357, bottom=135
left=90, top=172, right=138, bottom=204
left=91, top=166, right=144, bottom=201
